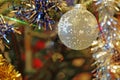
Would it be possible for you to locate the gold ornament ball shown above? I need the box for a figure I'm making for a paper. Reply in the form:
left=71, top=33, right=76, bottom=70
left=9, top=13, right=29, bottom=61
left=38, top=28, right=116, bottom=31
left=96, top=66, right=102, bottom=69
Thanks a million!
left=72, top=58, right=85, bottom=67
left=73, top=72, right=91, bottom=80
left=58, top=4, right=98, bottom=50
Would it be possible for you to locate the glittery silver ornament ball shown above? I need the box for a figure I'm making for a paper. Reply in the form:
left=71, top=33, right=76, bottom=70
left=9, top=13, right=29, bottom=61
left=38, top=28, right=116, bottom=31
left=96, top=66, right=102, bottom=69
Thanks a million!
left=58, top=4, right=98, bottom=50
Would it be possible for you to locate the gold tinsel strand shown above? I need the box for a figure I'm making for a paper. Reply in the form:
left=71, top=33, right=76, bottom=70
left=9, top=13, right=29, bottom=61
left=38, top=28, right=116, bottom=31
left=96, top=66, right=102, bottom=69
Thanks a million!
left=0, top=54, right=22, bottom=80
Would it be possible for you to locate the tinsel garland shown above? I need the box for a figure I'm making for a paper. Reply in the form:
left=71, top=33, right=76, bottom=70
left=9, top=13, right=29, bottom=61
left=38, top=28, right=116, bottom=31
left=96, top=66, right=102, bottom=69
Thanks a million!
left=91, top=0, right=120, bottom=79
left=13, top=0, right=66, bottom=30
left=0, top=14, right=21, bottom=43
left=0, top=14, right=13, bottom=43
left=0, top=54, right=22, bottom=80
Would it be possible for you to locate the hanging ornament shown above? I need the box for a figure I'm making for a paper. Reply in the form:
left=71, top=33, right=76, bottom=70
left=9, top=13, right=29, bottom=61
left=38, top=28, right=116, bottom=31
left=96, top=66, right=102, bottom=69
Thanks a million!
left=32, top=58, right=44, bottom=69
left=72, top=58, right=85, bottom=67
left=58, top=4, right=98, bottom=50
left=14, top=0, right=64, bottom=30
left=73, top=72, right=92, bottom=80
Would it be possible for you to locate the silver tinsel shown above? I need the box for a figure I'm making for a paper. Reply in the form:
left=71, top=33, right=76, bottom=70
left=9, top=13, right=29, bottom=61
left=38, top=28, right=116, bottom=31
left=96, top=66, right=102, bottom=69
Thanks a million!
left=92, top=0, right=120, bottom=79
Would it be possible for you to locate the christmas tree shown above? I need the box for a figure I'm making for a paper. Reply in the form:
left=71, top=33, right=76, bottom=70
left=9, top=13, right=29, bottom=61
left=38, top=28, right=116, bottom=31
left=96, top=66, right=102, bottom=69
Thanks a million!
left=0, top=0, right=120, bottom=80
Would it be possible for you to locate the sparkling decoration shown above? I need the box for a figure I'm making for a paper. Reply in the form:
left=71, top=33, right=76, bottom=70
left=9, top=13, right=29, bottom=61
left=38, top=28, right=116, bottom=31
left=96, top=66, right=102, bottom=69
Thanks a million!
left=14, top=0, right=64, bottom=30
left=109, top=53, right=120, bottom=77
left=0, top=15, right=21, bottom=43
left=0, top=14, right=21, bottom=43
left=58, top=4, right=98, bottom=50
left=0, top=14, right=14, bottom=43
left=111, top=53, right=120, bottom=64
left=0, top=54, right=22, bottom=80
left=91, top=0, right=120, bottom=79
